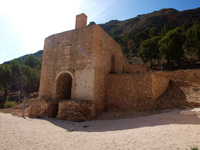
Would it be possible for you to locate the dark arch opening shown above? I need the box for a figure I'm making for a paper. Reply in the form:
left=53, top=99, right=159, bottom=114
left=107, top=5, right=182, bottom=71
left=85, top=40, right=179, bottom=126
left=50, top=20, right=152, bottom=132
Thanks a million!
left=56, top=73, right=72, bottom=100
left=110, top=55, right=116, bottom=73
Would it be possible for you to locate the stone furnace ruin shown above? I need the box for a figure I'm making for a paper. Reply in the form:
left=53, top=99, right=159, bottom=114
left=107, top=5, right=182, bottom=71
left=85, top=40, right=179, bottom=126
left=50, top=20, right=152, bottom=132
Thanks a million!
left=35, top=13, right=132, bottom=121
left=28, top=13, right=200, bottom=121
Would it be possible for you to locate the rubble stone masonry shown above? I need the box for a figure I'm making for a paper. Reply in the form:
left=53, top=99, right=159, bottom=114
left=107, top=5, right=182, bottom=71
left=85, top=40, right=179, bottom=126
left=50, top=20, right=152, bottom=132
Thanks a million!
left=105, top=72, right=169, bottom=111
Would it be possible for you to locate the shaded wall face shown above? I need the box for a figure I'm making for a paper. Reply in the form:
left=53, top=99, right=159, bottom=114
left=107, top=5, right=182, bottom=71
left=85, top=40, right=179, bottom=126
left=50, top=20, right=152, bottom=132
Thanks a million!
left=92, top=26, right=133, bottom=113
left=94, top=26, right=132, bottom=75
left=39, top=26, right=96, bottom=100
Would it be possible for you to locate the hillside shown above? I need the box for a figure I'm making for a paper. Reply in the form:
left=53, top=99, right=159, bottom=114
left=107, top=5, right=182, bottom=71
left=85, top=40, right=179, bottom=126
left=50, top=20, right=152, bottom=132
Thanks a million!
left=99, top=7, right=200, bottom=37
left=3, top=50, right=43, bottom=64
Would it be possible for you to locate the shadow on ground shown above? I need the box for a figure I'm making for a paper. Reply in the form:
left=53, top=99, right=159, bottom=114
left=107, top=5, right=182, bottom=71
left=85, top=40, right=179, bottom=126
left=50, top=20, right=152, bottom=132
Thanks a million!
left=28, top=109, right=200, bottom=132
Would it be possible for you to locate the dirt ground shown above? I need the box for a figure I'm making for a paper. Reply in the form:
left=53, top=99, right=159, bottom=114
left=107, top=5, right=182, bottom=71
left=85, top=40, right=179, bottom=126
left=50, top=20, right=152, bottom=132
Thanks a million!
left=0, top=109, right=200, bottom=150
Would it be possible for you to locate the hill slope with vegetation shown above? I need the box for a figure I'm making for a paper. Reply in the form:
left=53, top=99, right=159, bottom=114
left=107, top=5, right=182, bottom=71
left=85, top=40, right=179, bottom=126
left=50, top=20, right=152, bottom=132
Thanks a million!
left=99, top=7, right=200, bottom=69
left=100, top=7, right=200, bottom=37
left=3, top=50, right=43, bottom=65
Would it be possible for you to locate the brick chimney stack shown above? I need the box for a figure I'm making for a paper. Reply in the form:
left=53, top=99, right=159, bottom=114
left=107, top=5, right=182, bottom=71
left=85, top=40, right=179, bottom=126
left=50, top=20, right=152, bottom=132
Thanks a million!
left=75, top=13, right=87, bottom=29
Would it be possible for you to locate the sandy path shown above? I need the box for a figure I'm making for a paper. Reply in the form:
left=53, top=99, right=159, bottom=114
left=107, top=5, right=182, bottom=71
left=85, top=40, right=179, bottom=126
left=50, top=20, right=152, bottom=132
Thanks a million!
left=0, top=110, right=200, bottom=150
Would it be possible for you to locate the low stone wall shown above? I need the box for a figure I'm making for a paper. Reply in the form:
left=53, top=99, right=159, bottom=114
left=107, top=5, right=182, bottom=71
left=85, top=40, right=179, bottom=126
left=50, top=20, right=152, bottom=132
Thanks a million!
left=105, top=73, right=154, bottom=111
left=105, top=70, right=200, bottom=113
left=57, top=100, right=95, bottom=121
left=105, top=72, right=170, bottom=112
left=156, top=69, right=200, bottom=83
left=28, top=99, right=58, bottom=118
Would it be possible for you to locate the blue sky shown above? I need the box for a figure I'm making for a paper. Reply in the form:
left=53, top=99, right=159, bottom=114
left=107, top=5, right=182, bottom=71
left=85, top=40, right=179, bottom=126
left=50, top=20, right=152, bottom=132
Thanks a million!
left=0, top=0, right=200, bottom=64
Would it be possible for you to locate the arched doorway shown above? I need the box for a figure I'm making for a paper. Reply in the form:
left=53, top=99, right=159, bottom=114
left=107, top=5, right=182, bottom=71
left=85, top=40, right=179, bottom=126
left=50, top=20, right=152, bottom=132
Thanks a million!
left=56, top=73, right=72, bottom=99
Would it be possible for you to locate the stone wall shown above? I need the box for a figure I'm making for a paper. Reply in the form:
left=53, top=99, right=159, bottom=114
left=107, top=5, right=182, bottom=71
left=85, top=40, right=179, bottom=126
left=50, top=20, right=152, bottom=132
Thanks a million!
left=105, top=72, right=170, bottom=112
left=28, top=99, right=95, bottom=121
left=28, top=99, right=58, bottom=118
left=156, top=69, right=200, bottom=83
left=105, top=70, right=200, bottom=113
left=153, top=69, right=200, bottom=110
left=154, top=80, right=200, bottom=110
left=57, top=100, right=95, bottom=121
left=105, top=73, right=154, bottom=111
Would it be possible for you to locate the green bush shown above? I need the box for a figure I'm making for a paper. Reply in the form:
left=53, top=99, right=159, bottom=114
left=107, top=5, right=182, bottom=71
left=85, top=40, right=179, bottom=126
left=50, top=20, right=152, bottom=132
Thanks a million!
left=4, top=101, right=17, bottom=108
left=190, top=146, right=199, bottom=150
left=66, top=128, right=74, bottom=132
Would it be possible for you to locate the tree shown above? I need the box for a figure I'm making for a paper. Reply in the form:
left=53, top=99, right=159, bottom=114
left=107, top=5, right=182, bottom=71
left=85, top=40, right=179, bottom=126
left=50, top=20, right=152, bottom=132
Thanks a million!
left=0, top=64, right=12, bottom=107
left=139, top=36, right=161, bottom=68
left=149, top=27, right=158, bottom=38
left=159, top=27, right=186, bottom=64
left=181, top=23, right=191, bottom=36
left=21, top=65, right=40, bottom=96
left=128, top=39, right=136, bottom=53
left=10, top=60, right=22, bottom=92
left=160, top=24, right=172, bottom=36
left=185, top=22, right=200, bottom=60
left=134, top=28, right=150, bottom=48
left=24, top=55, right=41, bottom=69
